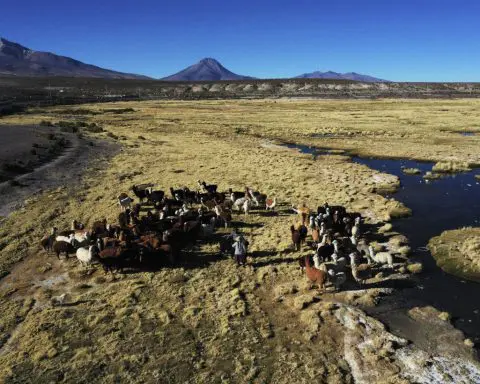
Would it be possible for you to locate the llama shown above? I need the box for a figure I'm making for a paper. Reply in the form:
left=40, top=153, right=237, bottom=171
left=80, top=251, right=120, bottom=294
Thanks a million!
left=367, top=246, right=394, bottom=267
left=242, top=199, right=252, bottom=216
left=349, top=252, right=372, bottom=285
left=233, top=197, right=248, bottom=211
left=331, top=252, right=347, bottom=272
left=118, top=195, right=133, bottom=211
left=52, top=241, right=75, bottom=259
left=351, top=217, right=362, bottom=238
left=291, top=225, right=302, bottom=251
left=76, top=246, right=98, bottom=267
left=265, top=197, right=277, bottom=211
left=55, top=233, right=75, bottom=244
left=304, top=255, right=327, bottom=291
left=40, top=227, right=57, bottom=251
left=327, top=269, right=347, bottom=291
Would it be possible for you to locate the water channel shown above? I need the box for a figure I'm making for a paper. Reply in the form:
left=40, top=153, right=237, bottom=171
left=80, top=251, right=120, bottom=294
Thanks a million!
left=285, top=142, right=480, bottom=349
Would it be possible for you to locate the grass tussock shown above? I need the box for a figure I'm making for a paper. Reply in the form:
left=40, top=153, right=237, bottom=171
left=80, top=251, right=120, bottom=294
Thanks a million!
left=402, top=167, right=422, bottom=175
left=428, top=227, right=480, bottom=282
left=432, top=161, right=471, bottom=173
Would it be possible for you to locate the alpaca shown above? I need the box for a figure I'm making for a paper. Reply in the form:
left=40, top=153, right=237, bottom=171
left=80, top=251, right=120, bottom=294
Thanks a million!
left=201, top=223, right=215, bottom=238
left=131, top=184, right=152, bottom=202
left=40, top=227, right=57, bottom=251
left=291, top=225, right=302, bottom=251
left=327, top=270, right=347, bottom=291
left=55, top=234, right=75, bottom=244
left=200, top=197, right=216, bottom=211
left=265, top=197, right=277, bottom=211
left=233, top=197, right=248, bottom=211
left=198, top=180, right=217, bottom=194
left=349, top=252, right=372, bottom=285
left=367, top=246, right=394, bottom=267
left=313, top=253, right=324, bottom=270
left=332, top=239, right=343, bottom=257
left=247, top=188, right=266, bottom=207
left=229, top=188, right=247, bottom=203
left=242, top=199, right=252, bottom=216
left=76, top=246, right=98, bottom=267
left=52, top=241, right=75, bottom=259
left=214, top=205, right=231, bottom=228
left=351, top=217, right=362, bottom=238
left=331, top=252, right=347, bottom=272
left=74, top=230, right=90, bottom=244
left=292, top=203, right=310, bottom=225
left=118, top=194, right=133, bottom=212
left=304, top=255, right=327, bottom=292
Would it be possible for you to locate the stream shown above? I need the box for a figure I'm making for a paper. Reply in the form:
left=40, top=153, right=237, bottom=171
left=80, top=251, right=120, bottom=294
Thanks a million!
left=285, top=143, right=480, bottom=349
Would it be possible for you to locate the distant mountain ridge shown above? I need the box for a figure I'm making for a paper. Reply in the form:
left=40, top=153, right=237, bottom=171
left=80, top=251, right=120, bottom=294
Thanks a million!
left=161, top=58, right=254, bottom=81
left=295, top=70, right=386, bottom=82
left=0, top=37, right=387, bottom=82
left=0, top=37, right=150, bottom=79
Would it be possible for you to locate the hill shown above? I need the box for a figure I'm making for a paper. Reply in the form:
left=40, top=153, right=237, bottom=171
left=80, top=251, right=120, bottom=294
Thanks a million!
left=161, top=58, right=253, bottom=81
left=295, top=70, right=386, bottom=82
left=0, top=37, right=150, bottom=79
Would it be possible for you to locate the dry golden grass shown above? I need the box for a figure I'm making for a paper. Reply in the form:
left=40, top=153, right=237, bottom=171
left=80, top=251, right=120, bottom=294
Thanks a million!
left=0, top=99, right=479, bottom=382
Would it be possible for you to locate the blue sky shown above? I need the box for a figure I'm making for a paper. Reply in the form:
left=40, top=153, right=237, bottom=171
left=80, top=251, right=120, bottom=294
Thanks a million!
left=1, top=0, right=479, bottom=81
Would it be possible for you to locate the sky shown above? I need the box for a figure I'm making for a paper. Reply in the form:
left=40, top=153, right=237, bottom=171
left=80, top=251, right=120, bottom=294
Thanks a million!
left=1, top=0, right=479, bottom=81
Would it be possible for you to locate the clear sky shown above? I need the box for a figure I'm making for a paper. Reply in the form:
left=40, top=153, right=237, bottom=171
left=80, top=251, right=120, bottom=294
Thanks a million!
left=1, top=0, right=479, bottom=81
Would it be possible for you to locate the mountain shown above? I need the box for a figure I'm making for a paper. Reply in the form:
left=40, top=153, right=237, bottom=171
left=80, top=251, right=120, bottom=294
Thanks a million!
left=295, top=70, right=386, bottom=82
left=161, top=58, right=253, bottom=81
left=0, top=37, right=150, bottom=79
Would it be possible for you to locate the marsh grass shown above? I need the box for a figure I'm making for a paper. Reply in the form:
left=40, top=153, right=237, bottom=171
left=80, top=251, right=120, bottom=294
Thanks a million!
left=428, top=227, right=480, bottom=282
left=0, top=99, right=479, bottom=381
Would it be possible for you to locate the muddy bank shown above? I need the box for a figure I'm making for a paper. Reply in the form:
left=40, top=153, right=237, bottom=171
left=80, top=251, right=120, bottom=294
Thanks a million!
left=0, top=127, right=119, bottom=217
left=0, top=125, right=69, bottom=183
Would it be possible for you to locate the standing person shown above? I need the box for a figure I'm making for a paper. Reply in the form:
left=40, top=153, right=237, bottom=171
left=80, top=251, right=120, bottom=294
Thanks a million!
left=232, top=234, right=249, bottom=266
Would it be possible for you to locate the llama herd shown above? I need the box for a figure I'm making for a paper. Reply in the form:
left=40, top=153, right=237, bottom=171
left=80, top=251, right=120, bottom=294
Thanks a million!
left=40, top=179, right=398, bottom=292
left=40, top=181, right=274, bottom=275
left=293, top=203, right=397, bottom=292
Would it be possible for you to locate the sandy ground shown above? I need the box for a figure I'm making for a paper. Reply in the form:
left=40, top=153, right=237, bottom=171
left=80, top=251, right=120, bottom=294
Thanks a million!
left=0, top=100, right=478, bottom=383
